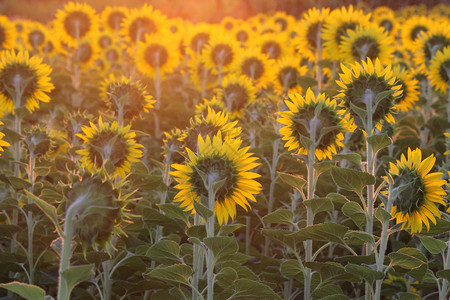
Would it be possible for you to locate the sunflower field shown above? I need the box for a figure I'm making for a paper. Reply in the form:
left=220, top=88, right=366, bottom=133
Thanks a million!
left=0, top=1, right=449, bottom=299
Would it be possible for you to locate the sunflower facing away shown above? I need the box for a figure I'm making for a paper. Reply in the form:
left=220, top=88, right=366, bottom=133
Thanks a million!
left=22, top=21, right=49, bottom=53
left=0, top=121, right=10, bottom=155
left=429, top=46, right=450, bottom=94
left=278, top=88, right=355, bottom=160
left=101, top=74, right=155, bottom=120
left=400, top=16, right=434, bottom=50
left=101, top=5, right=129, bottom=34
left=336, top=58, right=403, bottom=131
left=233, top=48, right=273, bottom=89
left=273, top=55, right=308, bottom=95
left=387, top=148, right=447, bottom=234
left=0, top=50, right=54, bottom=114
left=413, top=26, right=450, bottom=72
left=76, top=117, right=144, bottom=178
left=296, top=7, right=330, bottom=61
left=55, top=2, right=99, bottom=47
left=195, top=96, right=227, bottom=117
left=0, top=15, right=17, bottom=49
left=392, top=66, right=420, bottom=112
left=171, top=132, right=262, bottom=225
left=215, top=74, right=257, bottom=118
left=201, top=33, right=239, bottom=74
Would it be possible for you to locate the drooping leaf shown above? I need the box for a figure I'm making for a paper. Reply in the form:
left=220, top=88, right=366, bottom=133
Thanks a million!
left=192, top=200, right=213, bottom=219
left=24, top=190, right=62, bottom=235
left=280, top=259, right=304, bottom=279
left=216, top=267, right=238, bottom=288
left=342, top=202, right=366, bottom=228
left=312, top=284, right=347, bottom=299
left=367, top=133, right=392, bottom=154
left=388, top=248, right=427, bottom=269
left=418, top=236, right=447, bottom=255
left=278, top=172, right=306, bottom=192
left=345, top=230, right=375, bottom=245
left=0, top=282, right=45, bottom=300
left=436, top=270, right=450, bottom=282
left=304, top=198, right=334, bottom=215
left=261, top=229, right=298, bottom=250
left=332, top=153, right=362, bottom=168
left=375, top=206, right=392, bottom=223
left=145, top=264, right=193, bottom=285
left=263, top=209, right=294, bottom=226
left=61, top=264, right=95, bottom=295
left=204, top=236, right=238, bottom=265
left=331, top=167, right=375, bottom=196
left=146, top=240, right=181, bottom=265
left=290, top=223, right=349, bottom=245
left=158, top=203, right=190, bottom=224
left=218, top=224, right=245, bottom=236
left=233, top=279, right=283, bottom=300
left=344, top=263, right=384, bottom=285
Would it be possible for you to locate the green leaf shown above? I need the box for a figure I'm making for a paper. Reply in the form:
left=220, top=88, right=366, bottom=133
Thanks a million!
left=204, top=236, right=238, bottom=264
left=304, top=198, right=334, bottom=215
left=218, top=224, right=245, bottom=236
left=437, top=269, right=450, bottom=282
left=388, top=248, right=427, bottom=269
left=186, top=225, right=206, bottom=241
left=146, top=240, right=181, bottom=265
left=334, top=254, right=376, bottom=265
left=399, top=292, right=422, bottom=300
left=322, top=295, right=349, bottom=300
left=261, top=229, right=298, bottom=250
left=375, top=90, right=394, bottom=105
left=24, top=190, right=62, bottom=235
left=233, top=279, right=283, bottom=299
left=0, top=175, right=32, bottom=190
left=216, top=267, right=237, bottom=288
left=418, top=236, right=447, bottom=254
left=345, top=230, right=375, bottom=245
left=297, top=75, right=317, bottom=91
left=342, top=202, right=366, bottom=228
left=332, top=153, right=362, bottom=168
left=54, top=155, right=77, bottom=172
left=312, top=284, right=346, bottom=299
left=280, top=260, right=303, bottom=279
left=367, top=133, right=392, bottom=154
left=289, top=223, right=349, bottom=245
left=278, top=172, right=306, bottom=192
left=192, top=200, right=213, bottom=219
left=0, top=282, right=45, bottom=300
left=349, top=102, right=367, bottom=120
left=0, top=224, right=21, bottom=238
left=263, top=209, right=294, bottom=226
left=327, top=193, right=350, bottom=207
left=417, top=218, right=450, bottom=236
left=61, top=264, right=95, bottom=295
left=145, top=264, right=193, bottom=285
left=157, top=203, right=190, bottom=224
left=306, top=262, right=355, bottom=283
left=345, top=263, right=384, bottom=285
left=331, top=167, right=375, bottom=196
left=375, top=206, right=392, bottom=223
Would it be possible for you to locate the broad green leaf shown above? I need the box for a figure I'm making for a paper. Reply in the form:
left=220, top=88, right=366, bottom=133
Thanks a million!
left=367, top=133, right=392, bottom=154
left=345, top=230, right=375, bottom=245
left=263, top=209, right=294, bottom=226
left=322, top=295, right=349, bottom=300
left=146, top=240, right=181, bottom=265
left=306, top=262, right=356, bottom=284
left=334, top=254, right=376, bottom=265
left=312, top=284, right=346, bottom=299
left=145, top=264, right=193, bottom=285
left=332, top=153, right=362, bottom=168
left=192, top=200, right=213, bottom=219
left=331, top=167, right=375, bottom=196
left=280, top=260, right=303, bottom=279
left=216, top=267, right=237, bottom=288
left=349, top=102, right=367, bottom=120
left=186, top=225, right=206, bottom=241
left=278, top=172, right=306, bottom=192
left=436, top=269, right=450, bottom=282
left=0, top=175, right=32, bottom=190
left=418, top=218, right=450, bottom=236
left=342, top=202, right=366, bottom=228
left=218, top=224, right=245, bottom=236
left=399, top=292, right=422, bottom=300
left=204, top=236, right=238, bottom=264
left=345, top=263, right=384, bottom=285
left=418, top=236, right=447, bottom=254
left=261, top=229, right=298, bottom=250
left=388, top=248, right=426, bottom=269
left=61, top=264, right=95, bottom=295
left=314, top=161, right=333, bottom=177
left=54, top=155, right=77, bottom=172
left=304, top=198, right=334, bottom=215
left=157, top=203, right=190, bottom=224
left=0, top=282, right=45, bottom=300
left=375, top=90, right=394, bottom=105
left=0, top=224, right=21, bottom=238
left=233, top=279, right=283, bottom=300
left=327, top=193, right=350, bottom=207
left=290, top=223, right=349, bottom=245
left=24, top=190, right=62, bottom=235
left=375, top=206, right=392, bottom=223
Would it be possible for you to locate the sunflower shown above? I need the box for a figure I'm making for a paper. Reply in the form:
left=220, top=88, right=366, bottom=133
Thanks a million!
left=232, top=22, right=253, bottom=46
left=94, top=30, right=116, bottom=50
left=76, top=117, right=144, bottom=178
left=233, top=47, right=273, bottom=89
left=100, top=74, right=155, bottom=120
left=400, top=16, right=434, bottom=50
left=101, top=5, right=129, bottom=34
left=0, top=15, right=17, bottom=49
left=55, top=2, right=99, bottom=47
left=392, top=66, right=420, bottom=112
left=429, top=46, right=450, bottom=94
left=413, top=26, right=450, bottom=72
left=185, top=23, right=213, bottom=56
left=383, top=273, right=419, bottom=297
left=336, top=58, right=402, bottom=131
left=0, top=50, right=54, bottom=114
left=221, top=16, right=238, bottom=32
left=387, top=148, right=447, bottom=234
left=339, top=24, right=394, bottom=65
left=273, top=55, right=308, bottom=95
left=163, top=127, right=185, bottom=164
left=372, top=8, right=397, bottom=36
left=252, top=32, right=288, bottom=61
left=273, top=11, right=296, bottom=32
left=188, top=55, right=218, bottom=92
left=278, top=88, right=355, bottom=160
left=171, top=132, right=261, bottom=225
left=135, top=32, right=178, bottom=78
left=201, top=34, right=239, bottom=74
left=215, top=74, right=257, bottom=118
left=73, top=36, right=100, bottom=67
left=120, top=4, right=167, bottom=45
left=0, top=121, right=10, bottom=155
left=296, top=7, right=330, bottom=61
left=195, top=96, right=227, bottom=117
left=22, top=21, right=48, bottom=53
left=181, top=107, right=241, bottom=153
left=322, top=5, right=371, bottom=60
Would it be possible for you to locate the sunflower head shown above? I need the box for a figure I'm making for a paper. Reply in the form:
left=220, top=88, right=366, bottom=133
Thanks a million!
left=181, top=108, right=241, bottom=153
left=64, top=110, right=94, bottom=143
left=392, top=66, right=420, bottom=112
left=413, top=26, right=450, bottom=72
left=0, top=15, right=17, bottom=49
left=201, top=34, right=239, bottom=73
left=278, top=88, right=355, bottom=160
left=273, top=55, right=308, bottom=95
left=163, top=128, right=185, bottom=164
left=215, top=74, right=257, bottom=119
left=101, top=74, right=155, bottom=121
left=234, top=48, right=273, bottom=89
left=101, top=6, right=128, bottom=33
left=76, top=117, right=144, bottom=178
left=171, top=132, right=262, bottom=225
left=336, top=58, right=402, bottom=131
left=0, top=121, right=10, bottom=155
left=22, top=21, right=48, bottom=52
left=386, top=148, right=447, bottom=234
left=297, top=7, right=330, bottom=60
left=73, top=36, right=100, bottom=66
left=23, top=126, right=52, bottom=158
left=429, top=46, right=450, bottom=94
left=0, top=50, right=54, bottom=114
left=195, top=96, right=227, bottom=118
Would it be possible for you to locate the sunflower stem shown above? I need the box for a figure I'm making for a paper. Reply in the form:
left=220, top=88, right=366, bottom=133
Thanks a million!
left=374, top=184, right=394, bottom=300
left=201, top=67, right=208, bottom=99
left=206, top=181, right=216, bottom=300
left=440, top=236, right=450, bottom=299
left=218, top=64, right=223, bottom=87
left=316, top=23, right=322, bottom=93
left=155, top=152, right=172, bottom=242
left=192, top=214, right=203, bottom=300
left=26, top=154, right=36, bottom=284
left=304, top=116, right=317, bottom=300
